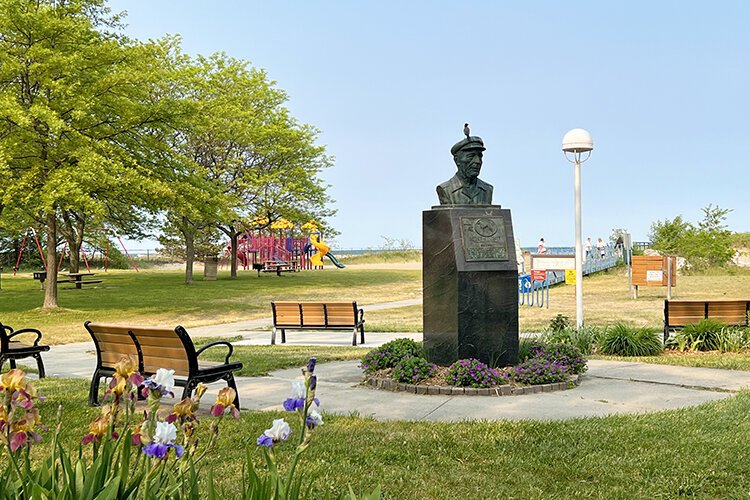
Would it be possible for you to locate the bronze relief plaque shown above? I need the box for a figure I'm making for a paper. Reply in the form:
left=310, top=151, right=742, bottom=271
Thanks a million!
left=460, top=216, right=508, bottom=261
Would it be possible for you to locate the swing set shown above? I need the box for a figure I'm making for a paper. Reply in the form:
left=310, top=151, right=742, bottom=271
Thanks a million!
left=13, top=227, right=139, bottom=275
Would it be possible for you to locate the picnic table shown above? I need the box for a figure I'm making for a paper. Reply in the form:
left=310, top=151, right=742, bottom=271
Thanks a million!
left=57, top=272, right=103, bottom=289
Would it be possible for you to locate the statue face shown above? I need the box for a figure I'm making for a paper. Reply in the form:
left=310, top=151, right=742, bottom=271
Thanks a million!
left=454, top=149, right=483, bottom=180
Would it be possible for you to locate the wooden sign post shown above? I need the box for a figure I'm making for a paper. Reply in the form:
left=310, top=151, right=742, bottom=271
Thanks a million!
left=631, top=255, right=676, bottom=299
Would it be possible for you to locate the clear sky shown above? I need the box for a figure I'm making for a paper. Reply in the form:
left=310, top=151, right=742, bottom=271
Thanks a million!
left=110, top=0, right=750, bottom=251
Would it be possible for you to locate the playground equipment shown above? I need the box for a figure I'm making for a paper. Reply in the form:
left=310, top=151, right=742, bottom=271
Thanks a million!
left=13, top=228, right=47, bottom=275
left=306, top=233, right=345, bottom=269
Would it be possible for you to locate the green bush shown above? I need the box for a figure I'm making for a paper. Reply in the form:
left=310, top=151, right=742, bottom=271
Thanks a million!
left=716, top=326, right=749, bottom=353
left=391, top=356, right=436, bottom=384
left=360, top=338, right=423, bottom=373
left=445, top=358, right=506, bottom=388
left=600, top=323, right=663, bottom=356
left=542, top=325, right=602, bottom=356
left=547, top=314, right=571, bottom=333
left=675, top=319, right=727, bottom=352
left=518, top=338, right=545, bottom=362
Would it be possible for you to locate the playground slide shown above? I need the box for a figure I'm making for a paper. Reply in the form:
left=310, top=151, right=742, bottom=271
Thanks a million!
left=309, top=234, right=345, bottom=269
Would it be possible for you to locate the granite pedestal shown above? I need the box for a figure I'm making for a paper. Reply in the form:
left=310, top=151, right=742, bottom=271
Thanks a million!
left=422, top=205, right=519, bottom=366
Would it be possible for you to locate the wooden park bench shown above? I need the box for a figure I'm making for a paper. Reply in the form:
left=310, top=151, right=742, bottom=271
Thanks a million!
left=0, top=322, right=50, bottom=377
left=663, top=299, right=750, bottom=341
left=271, top=301, right=365, bottom=346
left=85, top=322, right=243, bottom=407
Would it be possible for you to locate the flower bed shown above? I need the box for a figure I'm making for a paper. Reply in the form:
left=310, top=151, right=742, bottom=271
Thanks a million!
left=360, top=338, right=586, bottom=395
left=363, top=370, right=580, bottom=396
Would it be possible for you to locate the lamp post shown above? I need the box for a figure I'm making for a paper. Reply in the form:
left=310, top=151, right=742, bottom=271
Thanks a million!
left=562, top=128, right=593, bottom=329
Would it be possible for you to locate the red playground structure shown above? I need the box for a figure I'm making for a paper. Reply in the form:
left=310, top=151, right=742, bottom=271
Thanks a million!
left=222, top=233, right=314, bottom=272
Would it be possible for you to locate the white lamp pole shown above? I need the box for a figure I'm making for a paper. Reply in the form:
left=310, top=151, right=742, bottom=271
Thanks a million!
left=562, top=129, right=594, bottom=329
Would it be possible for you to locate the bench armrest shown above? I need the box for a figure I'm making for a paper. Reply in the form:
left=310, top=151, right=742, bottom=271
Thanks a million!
left=195, top=341, right=235, bottom=364
left=358, top=308, right=365, bottom=325
left=8, top=328, right=44, bottom=346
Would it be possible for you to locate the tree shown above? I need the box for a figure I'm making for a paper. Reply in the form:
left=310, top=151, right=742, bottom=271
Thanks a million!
left=0, top=0, right=193, bottom=307
left=649, top=205, right=734, bottom=270
left=649, top=216, right=691, bottom=256
left=164, top=53, right=334, bottom=281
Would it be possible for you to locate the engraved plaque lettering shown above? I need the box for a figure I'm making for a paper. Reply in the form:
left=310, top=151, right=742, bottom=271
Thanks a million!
left=460, top=216, right=508, bottom=261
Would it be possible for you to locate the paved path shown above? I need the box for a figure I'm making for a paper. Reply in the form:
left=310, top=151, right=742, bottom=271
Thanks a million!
left=18, top=296, right=750, bottom=421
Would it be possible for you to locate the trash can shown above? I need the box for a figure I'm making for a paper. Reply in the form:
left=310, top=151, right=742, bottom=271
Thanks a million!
left=203, top=256, right=219, bottom=281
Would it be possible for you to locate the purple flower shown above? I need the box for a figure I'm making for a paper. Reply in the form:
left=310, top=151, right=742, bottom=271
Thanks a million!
left=257, top=434, right=274, bottom=447
left=307, top=357, right=317, bottom=374
left=283, top=398, right=305, bottom=412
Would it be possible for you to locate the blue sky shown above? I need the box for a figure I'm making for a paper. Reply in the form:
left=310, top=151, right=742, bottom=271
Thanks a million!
left=111, top=1, right=750, bottom=251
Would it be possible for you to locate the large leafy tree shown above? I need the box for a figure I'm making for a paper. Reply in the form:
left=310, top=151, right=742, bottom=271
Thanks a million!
left=0, top=0, right=192, bottom=307
left=166, top=53, right=334, bottom=280
left=649, top=205, right=734, bottom=270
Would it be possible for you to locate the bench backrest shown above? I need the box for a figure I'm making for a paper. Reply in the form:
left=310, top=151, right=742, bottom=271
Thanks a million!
left=272, top=301, right=359, bottom=327
left=665, top=300, right=750, bottom=327
left=85, top=322, right=140, bottom=371
left=85, top=322, right=198, bottom=377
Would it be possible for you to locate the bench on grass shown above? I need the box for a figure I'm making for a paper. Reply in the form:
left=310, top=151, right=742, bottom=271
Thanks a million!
left=663, top=299, right=750, bottom=341
left=84, top=321, right=243, bottom=407
left=271, top=301, right=365, bottom=346
left=0, top=322, right=50, bottom=377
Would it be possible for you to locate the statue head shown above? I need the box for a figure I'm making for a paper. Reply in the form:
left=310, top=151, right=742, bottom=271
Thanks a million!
left=451, top=136, right=486, bottom=182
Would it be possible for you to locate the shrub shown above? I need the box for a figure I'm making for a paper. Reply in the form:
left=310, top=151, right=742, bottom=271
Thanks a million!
left=518, top=338, right=545, bottom=362
left=361, top=338, right=423, bottom=373
left=674, top=319, right=727, bottom=351
left=547, top=314, right=571, bottom=333
left=446, top=358, right=506, bottom=388
left=520, top=340, right=587, bottom=375
left=391, top=356, right=436, bottom=384
left=542, top=325, right=603, bottom=356
left=509, top=358, right=568, bottom=385
left=600, top=323, right=663, bottom=356
left=716, top=326, right=749, bottom=353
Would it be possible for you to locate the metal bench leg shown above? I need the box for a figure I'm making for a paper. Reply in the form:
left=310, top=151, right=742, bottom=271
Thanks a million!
left=9, top=359, right=16, bottom=369
left=0, top=355, right=6, bottom=373
left=225, top=373, right=241, bottom=410
left=271, top=327, right=277, bottom=345
left=89, top=370, right=102, bottom=406
left=360, top=324, right=365, bottom=345
left=181, top=379, right=197, bottom=401
left=34, top=353, right=46, bottom=378
left=352, top=327, right=357, bottom=346
left=281, top=329, right=286, bottom=344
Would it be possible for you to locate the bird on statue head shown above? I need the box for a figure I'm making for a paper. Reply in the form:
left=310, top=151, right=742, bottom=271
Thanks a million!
left=463, top=123, right=470, bottom=139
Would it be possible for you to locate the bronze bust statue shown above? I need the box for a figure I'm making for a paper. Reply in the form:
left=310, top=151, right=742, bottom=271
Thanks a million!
left=437, top=126, right=493, bottom=205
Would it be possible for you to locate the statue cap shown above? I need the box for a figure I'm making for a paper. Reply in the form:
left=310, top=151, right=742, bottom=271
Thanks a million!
left=451, top=136, right=485, bottom=155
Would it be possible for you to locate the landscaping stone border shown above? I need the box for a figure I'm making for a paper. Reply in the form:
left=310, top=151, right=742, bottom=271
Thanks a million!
left=363, top=374, right=580, bottom=396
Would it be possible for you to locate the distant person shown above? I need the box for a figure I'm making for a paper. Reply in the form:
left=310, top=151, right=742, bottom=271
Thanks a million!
left=614, top=235, right=624, bottom=257
left=596, top=237, right=606, bottom=258
left=584, top=237, right=593, bottom=259
left=537, top=238, right=547, bottom=254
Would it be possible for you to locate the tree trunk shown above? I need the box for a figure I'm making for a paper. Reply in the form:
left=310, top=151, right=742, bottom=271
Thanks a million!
left=42, top=212, right=58, bottom=309
left=183, top=216, right=195, bottom=285
left=61, top=211, right=84, bottom=273
left=230, top=228, right=239, bottom=279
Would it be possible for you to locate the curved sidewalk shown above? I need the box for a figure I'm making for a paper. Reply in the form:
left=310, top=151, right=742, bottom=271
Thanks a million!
left=34, top=337, right=750, bottom=422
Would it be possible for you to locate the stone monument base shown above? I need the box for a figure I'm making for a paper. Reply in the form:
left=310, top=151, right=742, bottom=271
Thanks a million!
left=422, top=205, right=519, bottom=367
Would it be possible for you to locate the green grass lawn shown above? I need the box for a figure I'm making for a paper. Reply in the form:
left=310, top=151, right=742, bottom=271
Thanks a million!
left=0, top=268, right=421, bottom=344
left=593, top=351, right=750, bottom=371
left=200, top=345, right=366, bottom=377
left=25, top=377, right=750, bottom=498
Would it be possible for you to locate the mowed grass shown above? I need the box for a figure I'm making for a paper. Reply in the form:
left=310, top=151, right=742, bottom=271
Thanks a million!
left=0, top=268, right=420, bottom=344
left=7, top=263, right=750, bottom=370
left=346, top=268, right=750, bottom=333
left=200, top=345, right=366, bottom=377
left=27, top=378, right=750, bottom=498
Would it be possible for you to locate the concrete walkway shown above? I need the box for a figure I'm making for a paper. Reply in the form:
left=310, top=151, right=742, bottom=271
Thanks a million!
left=18, top=299, right=750, bottom=421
